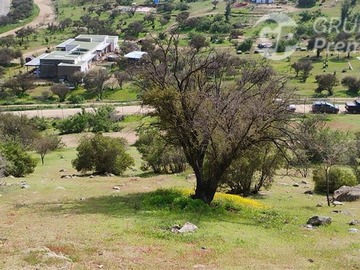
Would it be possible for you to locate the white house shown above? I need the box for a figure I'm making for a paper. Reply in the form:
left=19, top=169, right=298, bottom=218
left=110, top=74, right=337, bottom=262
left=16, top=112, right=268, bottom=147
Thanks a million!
left=25, top=35, right=119, bottom=79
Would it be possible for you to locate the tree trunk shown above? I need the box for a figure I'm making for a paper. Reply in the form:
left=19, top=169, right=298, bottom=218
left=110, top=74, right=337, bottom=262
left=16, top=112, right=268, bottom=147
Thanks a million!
left=326, top=166, right=330, bottom=206
left=192, top=178, right=217, bottom=205
left=41, top=154, right=45, bottom=165
left=316, top=49, right=321, bottom=58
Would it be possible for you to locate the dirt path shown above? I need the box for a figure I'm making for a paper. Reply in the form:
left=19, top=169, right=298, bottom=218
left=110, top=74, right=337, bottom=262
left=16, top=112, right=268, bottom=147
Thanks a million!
left=60, top=130, right=138, bottom=148
left=0, top=0, right=55, bottom=38
left=3, top=104, right=349, bottom=118
left=7, top=105, right=153, bottom=118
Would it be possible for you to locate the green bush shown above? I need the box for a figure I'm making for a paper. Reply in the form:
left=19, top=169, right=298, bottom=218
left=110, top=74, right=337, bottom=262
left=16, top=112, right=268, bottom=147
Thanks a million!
left=141, top=189, right=211, bottom=213
left=72, top=134, right=134, bottom=175
left=67, top=94, right=84, bottom=104
left=135, top=126, right=187, bottom=174
left=56, top=106, right=119, bottom=134
left=56, top=112, right=89, bottom=134
left=313, top=167, right=358, bottom=193
left=0, top=142, right=37, bottom=177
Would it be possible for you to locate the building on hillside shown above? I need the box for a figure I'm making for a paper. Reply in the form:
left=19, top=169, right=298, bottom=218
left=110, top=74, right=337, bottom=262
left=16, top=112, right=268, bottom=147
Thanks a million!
left=25, top=35, right=119, bottom=79
left=123, top=51, right=148, bottom=60
left=251, top=0, right=274, bottom=3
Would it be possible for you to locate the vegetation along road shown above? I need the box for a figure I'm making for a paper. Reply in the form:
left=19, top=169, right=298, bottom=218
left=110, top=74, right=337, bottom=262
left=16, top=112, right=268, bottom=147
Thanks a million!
left=3, top=104, right=350, bottom=118
left=7, top=105, right=153, bottom=118
left=0, top=0, right=55, bottom=38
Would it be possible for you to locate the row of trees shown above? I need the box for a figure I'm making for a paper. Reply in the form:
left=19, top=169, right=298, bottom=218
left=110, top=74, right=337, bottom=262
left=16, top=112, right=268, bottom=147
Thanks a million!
left=0, top=68, right=131, bottom=102
left=290, top=60, right=360, bottom=96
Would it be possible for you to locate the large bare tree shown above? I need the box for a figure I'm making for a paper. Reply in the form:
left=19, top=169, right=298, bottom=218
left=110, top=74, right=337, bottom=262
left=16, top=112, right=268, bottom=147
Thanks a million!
left=83, top=69, right=110, bottom=100
left=136, top=36, right=293, bottom=204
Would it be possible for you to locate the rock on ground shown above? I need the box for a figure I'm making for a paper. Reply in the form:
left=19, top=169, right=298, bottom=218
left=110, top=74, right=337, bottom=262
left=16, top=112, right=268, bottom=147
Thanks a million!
left=333, top=185, right=360, bottom=202
left=307, top=216, right=332, bottom=226
left=171, top=222, right=198, bottom=233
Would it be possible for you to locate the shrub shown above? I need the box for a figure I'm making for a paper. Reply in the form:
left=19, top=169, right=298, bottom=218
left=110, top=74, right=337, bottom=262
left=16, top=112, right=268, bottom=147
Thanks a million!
left=56, top=111, right=89, bottom=134
left=341, top=76, right=360, bottom=94
left=88, top=105, right=117, bottom=133
left=56, top=106, right=118, bottom=134
left=0, top=142, right=37, bottom=177
left=222, top=143, right=284, bottom=196
left=313, top=166, right=358, bottom=193
left=237, top=38, right=253, bottom=52
left=141, top=189, right=211, bottom=213
left=67, top=94, right=84, bottom=104
left=135, top=126, right=187, bottom=173
left=72, top=134, right=134, bottom=175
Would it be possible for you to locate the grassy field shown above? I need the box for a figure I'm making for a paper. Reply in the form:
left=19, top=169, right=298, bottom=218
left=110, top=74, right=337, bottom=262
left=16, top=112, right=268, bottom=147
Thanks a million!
left=1, top=116, right=360, bottom=269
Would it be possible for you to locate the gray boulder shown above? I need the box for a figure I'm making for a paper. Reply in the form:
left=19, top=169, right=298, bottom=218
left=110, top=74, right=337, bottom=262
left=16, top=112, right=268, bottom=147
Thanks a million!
left=171, top=222, right=198, bottom=233
left=179, top=222, right=198, bottom=233
left=307, top=216, right=332, bottom=226
left=349, top=220, right=359, bottom=226
left=333, top=185, right=360, bottom=202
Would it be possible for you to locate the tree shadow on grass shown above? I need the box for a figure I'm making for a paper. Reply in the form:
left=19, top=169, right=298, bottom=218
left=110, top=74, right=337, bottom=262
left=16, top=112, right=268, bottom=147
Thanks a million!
left=43, top=190, right=281, bottom=228
left=136, top=171, right=159, bottom=178
left=337, top=90, right=359, bottom=98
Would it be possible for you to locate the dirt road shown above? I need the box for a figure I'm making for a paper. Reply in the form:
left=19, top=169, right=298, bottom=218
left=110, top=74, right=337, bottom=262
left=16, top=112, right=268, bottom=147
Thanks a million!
left=0, top=0, right=55, bottom=38
left=4, top=104, right=349, bottom=119
left=7, top=105, right=153, bottom=118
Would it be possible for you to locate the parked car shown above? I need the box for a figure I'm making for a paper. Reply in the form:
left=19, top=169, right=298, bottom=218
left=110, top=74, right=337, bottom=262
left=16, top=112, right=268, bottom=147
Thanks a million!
left=312, top=101, right=339, bottom=114
left=274, top=98, right=296, bottom=113
left=286, top=104, right=296, bottom=113
left=345, top=100, right=360, bottom=113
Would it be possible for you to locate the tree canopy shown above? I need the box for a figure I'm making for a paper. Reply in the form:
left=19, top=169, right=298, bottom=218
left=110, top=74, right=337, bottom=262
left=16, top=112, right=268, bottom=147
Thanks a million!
left=135, top=36, right=294, bottom=204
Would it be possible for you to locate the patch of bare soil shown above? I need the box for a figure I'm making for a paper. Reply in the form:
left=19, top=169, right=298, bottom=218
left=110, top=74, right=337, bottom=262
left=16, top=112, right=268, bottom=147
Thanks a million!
left=60, top=130, right=137, bottom=148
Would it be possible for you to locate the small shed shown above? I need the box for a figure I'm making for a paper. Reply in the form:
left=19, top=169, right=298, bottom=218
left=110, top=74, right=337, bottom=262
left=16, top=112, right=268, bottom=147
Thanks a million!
left=124, top=51, right=148, bottom=60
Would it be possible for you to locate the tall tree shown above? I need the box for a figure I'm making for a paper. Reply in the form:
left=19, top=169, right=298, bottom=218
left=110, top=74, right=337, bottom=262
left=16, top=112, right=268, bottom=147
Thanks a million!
left=295, top=118, right=350, bottom=206
left=83, top=69, right=110, bottom=99
left=50, top=84, right=71, bottom=102
left=135, top=36, right=293, bottom=204
left=315, top=73, right=339, bottom=96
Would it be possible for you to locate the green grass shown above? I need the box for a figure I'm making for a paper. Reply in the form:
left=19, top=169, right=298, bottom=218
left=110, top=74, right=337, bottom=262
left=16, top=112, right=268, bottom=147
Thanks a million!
left=270, top=51, right=360, bottom=97
left=327, top=114, right=360, bottom=132
left=104, top=83, right=139, bottom=101
left=1, top=140, right=360, bottom=269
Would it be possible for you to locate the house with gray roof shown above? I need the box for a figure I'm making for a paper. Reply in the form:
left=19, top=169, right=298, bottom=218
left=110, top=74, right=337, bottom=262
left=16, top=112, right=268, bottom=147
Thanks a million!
left=26, top=35, right=119, bottom=79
